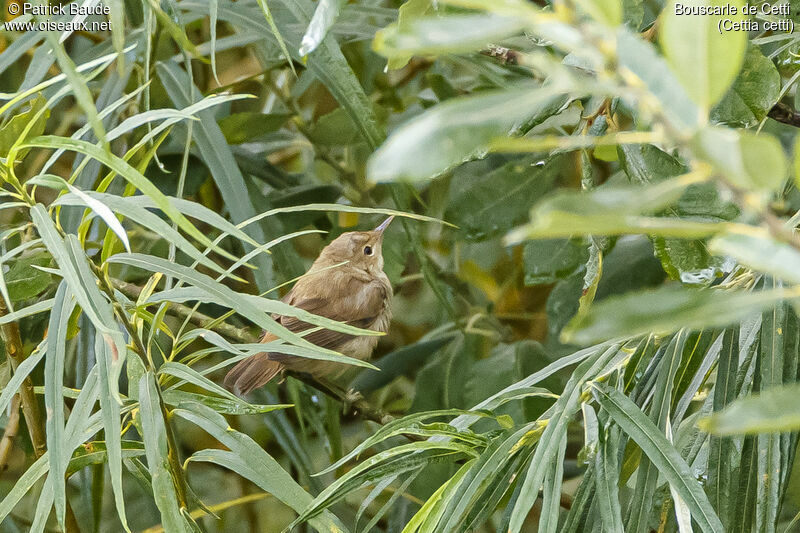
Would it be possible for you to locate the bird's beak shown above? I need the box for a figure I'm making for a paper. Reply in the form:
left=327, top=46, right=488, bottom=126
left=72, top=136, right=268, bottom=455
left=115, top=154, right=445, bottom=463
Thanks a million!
left=374, top=216, right=394, bottom=234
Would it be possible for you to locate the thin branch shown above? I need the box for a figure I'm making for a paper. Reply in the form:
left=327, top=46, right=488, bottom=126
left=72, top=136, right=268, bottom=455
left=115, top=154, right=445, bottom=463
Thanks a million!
left=0, top=394, right=21, bottom=471
left=0, top=298, right=46, bottom=458
left=768, top=102, right=800, bottom=128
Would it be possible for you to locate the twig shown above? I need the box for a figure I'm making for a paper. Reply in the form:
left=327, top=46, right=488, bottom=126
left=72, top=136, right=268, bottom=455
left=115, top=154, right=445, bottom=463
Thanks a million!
left=0, top=394, right=21, bottom=471
left=0, top=298, right=47, bottom=458
left=768, top=102, right=800, bottom=128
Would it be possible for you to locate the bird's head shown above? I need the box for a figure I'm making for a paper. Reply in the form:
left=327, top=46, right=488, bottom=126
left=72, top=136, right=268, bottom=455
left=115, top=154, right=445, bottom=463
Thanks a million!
left=314, top=216, right=394, bottom=273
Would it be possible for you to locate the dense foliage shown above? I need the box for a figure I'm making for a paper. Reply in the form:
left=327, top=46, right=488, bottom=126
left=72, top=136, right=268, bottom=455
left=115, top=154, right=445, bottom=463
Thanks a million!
left=2, top=0, right=800, bottom=531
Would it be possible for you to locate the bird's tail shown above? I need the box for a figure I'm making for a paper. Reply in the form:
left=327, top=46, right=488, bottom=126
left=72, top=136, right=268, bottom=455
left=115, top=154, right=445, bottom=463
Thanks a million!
left=224, top=353, right=283, bottom=395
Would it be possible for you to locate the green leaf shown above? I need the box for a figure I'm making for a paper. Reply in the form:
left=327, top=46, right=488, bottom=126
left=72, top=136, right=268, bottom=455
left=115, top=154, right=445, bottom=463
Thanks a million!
left=368, top=87, right=568, bottom=182
left=574, top=0, right=621, bottom=26
left=374, top=14, right=526, bottom=59
left=446, top=156, right=563, bottom=242
left=0, top=298, right=54, bottom=324
left=94, top=332, right=130, bottom=531
left=53, top=191, right=234, bottom=278
left=693, top=127, right=787, bottom=193
left=299, top=0, right=347, bottom=57
left=21, top=137, right=230, bottom=260
left=43, top=36, right=108, bottom=151
left=4, top=251, right=53, bottom=302
left=156, top=60, right=275, bottom=289
left=616, top=29, right=699, bottom=129
left=139, top=372, right=189, bottom=533
left=44, top=283, right=76, bottom=529
left=0, top=94, right=49, bottom=160
left=506, top=174, right=727, bottom=242
left=386, top=0, right=433, bottom=70
left=660, top=0, right=747, bottom=112
left=706, top=328, right=738, bottom=523
left=175, top=402, right=349, bottom=533
left=594, top=425, right=624, bottom=532
left=159, top=361, right=250, bottom=404
left=0, top=349, right=44, bottom=417
left=618, top=144, right=687, bottom=184
left=161, top=390, right=290, bottom=415
left=652, top=238, right=729, bottom=285
left=701, top=382, right=800, bottom=434
left=593, top=384, right=724, bottom=533
left=509, top=344, right=622, bottom=532
left=563, top=285, right=789, bottom=345
left=217, top=112, right=290, bottom=144
left=711, top=45, right=781, bottom=128
left=278, top=0, right=385, bottom=150
left=523, top=238, right=588, bottom=285
left=710, top=229, right=800, bottom=284
left=256, top=0, right=296, bottom=74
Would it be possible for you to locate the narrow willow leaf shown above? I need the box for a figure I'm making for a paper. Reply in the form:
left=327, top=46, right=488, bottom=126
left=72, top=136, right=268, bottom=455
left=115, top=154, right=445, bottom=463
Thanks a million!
left=508, top=344, right=621, bottom=532
left=139, top=372, right=189, bottom=533
left=95, top=333, right=130, bottom=531
left=158, top=288, right=382, bottom=337
left=755, top=287, right=784, bottom=533
left=538, top=432, right=566, bottom=532
left=42, top=35, right=108, bottom=150
left=156, top=60, right=273, bottom=288
left=108, top=253, right=376, bottom=369
left=627, top=331, right=686, bottom=531
left=0, top=349, right=44, bottom=416
left=159, top=361, right=247, bottom=403
left=706, top=329, right=738, bottom=523
left=374, top=14, right=526, bottom=59
left=593, top=385, right=724, bottom=533
left=317, top=409, right=496, bottom=475
left=368, top=87, right=568, bottom=182
left=594, top=425, right=623, bottom=532
left=291, top=441, right=476, bottom=527
left=108, top=0, right=125, bottom=72
left=0, top=298, right=54, bottom=324
left=660, top=0, right=747, bottom=112
left=300, top=0, right=347, bottom=56
left=174, top=402, right=349, bottom=533
left=44, top=282, right=76, bottom=529
left=275, top=0, right=384, bottom=149
left=22, top=137, right=231, bottom=260
left=161, top=389, right=290, bottom=415
left=181, top=0, right=383, bottom=149
left=255, top=0, right=296, bottom=73
left=54, top=191, right=231, bottom=277
left=0, top=453, right=49, bottom=524
left=145, top=0, right=205, bottom=60
left=562, top=285, right=789, bottom=345
left=450, top=342, right=617, bottom=430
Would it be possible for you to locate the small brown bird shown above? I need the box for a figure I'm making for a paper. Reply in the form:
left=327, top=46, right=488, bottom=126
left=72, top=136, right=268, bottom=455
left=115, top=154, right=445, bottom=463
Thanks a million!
left=224, top=217, right=395, bottom=395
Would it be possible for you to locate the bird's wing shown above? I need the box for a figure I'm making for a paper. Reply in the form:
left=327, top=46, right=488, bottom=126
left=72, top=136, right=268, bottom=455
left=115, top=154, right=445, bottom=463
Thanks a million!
left=274, top=276, right=388, bottom=353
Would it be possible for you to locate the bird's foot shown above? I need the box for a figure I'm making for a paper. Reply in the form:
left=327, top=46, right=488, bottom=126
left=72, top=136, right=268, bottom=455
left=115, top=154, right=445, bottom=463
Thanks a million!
left=342, top=388, right=365, bottom=414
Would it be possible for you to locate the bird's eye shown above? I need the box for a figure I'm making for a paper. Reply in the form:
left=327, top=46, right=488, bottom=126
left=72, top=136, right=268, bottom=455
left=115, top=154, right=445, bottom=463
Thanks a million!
left=364, top=245, right=373, bottom=256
